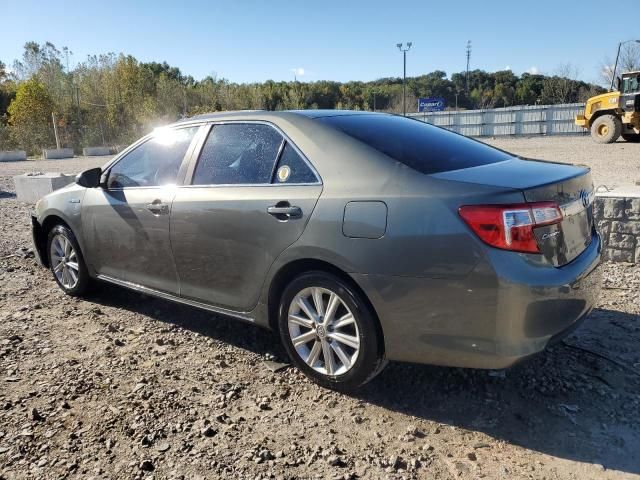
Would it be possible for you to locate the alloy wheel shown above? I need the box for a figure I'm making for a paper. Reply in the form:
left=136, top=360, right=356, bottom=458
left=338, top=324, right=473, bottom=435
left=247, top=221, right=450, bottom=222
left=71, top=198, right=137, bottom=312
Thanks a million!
left=50, top=234, right=80, bottom=290
left=287, top=287, right=360, bottom=376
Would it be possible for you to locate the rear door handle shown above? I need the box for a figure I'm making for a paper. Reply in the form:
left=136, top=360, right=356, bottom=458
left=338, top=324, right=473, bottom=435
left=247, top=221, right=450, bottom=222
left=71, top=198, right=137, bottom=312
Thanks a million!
left=146, top=200, right=169, bottom=215
left=267, top=203, right=302, bottom=219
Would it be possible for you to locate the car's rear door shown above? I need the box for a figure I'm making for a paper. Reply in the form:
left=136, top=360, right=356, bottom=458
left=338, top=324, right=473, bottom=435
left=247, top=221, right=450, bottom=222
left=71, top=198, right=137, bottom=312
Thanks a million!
left=170, top=122, right=322, bottom=311
left=82, top=126, right=200, bottom=293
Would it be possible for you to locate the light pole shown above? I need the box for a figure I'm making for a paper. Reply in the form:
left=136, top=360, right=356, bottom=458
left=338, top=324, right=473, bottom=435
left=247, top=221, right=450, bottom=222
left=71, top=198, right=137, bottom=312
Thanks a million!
left=610, top=39, right=640, bottom=91
left=397, top=42, right=412, bottom=116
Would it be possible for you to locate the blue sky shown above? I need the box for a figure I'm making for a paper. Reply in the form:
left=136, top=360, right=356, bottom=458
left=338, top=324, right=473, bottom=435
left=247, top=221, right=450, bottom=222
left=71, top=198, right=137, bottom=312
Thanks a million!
left=1, top=0, right=635, bottom=85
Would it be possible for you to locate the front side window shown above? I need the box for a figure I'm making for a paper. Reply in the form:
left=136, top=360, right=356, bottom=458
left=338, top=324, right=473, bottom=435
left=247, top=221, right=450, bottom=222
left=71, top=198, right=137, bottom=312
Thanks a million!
left=107, top=127, right=198, bottom=189
left=193, top=123, right=283, bottom=185
left=273, top=143, right=317, bottom=184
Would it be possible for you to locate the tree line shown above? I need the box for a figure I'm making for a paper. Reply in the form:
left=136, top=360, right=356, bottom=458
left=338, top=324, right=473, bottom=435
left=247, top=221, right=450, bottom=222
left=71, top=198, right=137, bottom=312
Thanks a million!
left=0, top=41, right=605, bottom=155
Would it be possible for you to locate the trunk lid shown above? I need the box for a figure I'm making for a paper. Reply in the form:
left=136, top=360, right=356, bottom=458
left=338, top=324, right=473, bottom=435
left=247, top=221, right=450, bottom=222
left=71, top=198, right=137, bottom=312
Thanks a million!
left=433, top=158, right=595, bottom=266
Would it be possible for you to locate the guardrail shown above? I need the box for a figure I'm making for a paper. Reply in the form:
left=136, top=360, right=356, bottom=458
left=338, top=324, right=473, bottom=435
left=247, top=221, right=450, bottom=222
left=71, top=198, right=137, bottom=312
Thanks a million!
left=408, top=103, right=587, bottom=137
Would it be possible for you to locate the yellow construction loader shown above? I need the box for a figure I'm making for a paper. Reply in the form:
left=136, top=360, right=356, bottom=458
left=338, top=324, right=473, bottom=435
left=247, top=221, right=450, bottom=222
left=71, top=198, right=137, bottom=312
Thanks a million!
left=576, top=70, right=640, bottom=143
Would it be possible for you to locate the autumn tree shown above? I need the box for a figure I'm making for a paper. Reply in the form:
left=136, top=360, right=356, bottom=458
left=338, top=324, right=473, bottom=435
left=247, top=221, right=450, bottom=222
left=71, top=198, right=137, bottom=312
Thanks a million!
left=8, top=78, right=55, bottom=154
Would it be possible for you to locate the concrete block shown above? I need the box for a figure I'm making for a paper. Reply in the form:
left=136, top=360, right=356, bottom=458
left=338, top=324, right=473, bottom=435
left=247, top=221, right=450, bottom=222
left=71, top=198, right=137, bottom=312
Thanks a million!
left=626, top=198, right=640, bottom=221
left=0, top=150, right=27, bottom=162
left=603, top=249, right=634, bottom=263
left=592, top=197, right=604, bottom=220
left=608, top=233, right=635, bottom=250
left=82, top=146, right=111, bottom=156
left=602, top=198, right=626, bottom=219
left=13, top=172, right=75, bottom=203
left=611, top=221, right=640, bottom=236
left=596, top=220, right=610, bottom=237
left=42, top=148, right=74, bottom=159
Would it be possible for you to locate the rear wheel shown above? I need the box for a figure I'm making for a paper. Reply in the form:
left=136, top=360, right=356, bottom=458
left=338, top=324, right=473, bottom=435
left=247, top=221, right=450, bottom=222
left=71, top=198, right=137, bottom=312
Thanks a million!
left=590, top=114, right=622, bottom=144
left=47, top=225, right=91, bottom=296
left=278, top=271, right=386, bottom=391
left=622, top=133, right=640, bottom=143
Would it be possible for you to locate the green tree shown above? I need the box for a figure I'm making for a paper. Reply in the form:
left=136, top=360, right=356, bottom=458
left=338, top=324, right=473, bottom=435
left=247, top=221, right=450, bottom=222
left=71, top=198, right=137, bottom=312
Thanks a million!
left=7, top=78, right=55, bottom=154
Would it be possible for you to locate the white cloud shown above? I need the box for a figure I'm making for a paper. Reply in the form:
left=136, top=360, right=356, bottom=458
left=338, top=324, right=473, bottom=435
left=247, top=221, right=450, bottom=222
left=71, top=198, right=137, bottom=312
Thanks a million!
left=504, top=65, right=511, bottom=71
left=291, top=67, right=305, bottom=77
left=527, top=66, right=539, bottom=75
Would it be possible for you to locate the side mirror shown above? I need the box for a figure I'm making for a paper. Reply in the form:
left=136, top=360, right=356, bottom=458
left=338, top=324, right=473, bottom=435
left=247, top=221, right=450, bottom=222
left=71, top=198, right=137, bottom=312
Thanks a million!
left=75, top=167, right=102, bottom=188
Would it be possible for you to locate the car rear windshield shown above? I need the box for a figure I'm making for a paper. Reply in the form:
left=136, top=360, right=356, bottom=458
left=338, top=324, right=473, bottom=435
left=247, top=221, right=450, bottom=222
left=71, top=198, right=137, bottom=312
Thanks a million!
left=317, top=114, right=511, bottom=174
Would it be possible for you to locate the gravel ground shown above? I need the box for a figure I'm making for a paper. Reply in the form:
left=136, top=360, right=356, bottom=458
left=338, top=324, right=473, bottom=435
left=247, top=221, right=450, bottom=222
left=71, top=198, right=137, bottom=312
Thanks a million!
left=1, top=141, right=640, bottom=479
left=482, top=136, right=640, bottom=190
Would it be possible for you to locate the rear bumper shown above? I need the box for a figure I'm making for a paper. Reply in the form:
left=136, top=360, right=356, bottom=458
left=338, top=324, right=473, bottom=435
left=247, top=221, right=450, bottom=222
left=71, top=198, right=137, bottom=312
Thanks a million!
left=353, top=232, right=602, bottom=369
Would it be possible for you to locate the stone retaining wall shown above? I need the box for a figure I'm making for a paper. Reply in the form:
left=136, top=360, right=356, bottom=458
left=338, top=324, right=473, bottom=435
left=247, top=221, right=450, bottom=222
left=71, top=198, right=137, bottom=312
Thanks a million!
left=594, top=189, right=640, bottom=263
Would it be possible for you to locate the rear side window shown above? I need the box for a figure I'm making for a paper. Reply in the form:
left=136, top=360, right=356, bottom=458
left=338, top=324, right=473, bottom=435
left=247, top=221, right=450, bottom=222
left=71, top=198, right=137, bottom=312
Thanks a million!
left=317, top=114, right=510, bottom=174
left=273, top=143, right=317, bottom=184
left=193, top=123, right=283, bottom=185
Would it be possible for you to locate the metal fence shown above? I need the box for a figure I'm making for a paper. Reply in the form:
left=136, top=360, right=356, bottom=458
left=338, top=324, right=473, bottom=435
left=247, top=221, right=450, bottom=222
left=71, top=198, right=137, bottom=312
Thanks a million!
left=408, top=103, right=587, bottom=137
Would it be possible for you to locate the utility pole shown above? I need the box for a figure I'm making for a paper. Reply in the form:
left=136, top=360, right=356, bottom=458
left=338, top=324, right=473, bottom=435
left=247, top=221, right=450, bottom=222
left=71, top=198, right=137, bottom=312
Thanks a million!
left=75, top=84, right=83, bottom=137
left=397, top=42, right=412, bottom=116
left=611, top=39, right=640, bottom=91
left=465, top=40, right=472, bottom=94
left=183, top=87, right=187, bottom=117
left=52, top=112, right=61, bottom=149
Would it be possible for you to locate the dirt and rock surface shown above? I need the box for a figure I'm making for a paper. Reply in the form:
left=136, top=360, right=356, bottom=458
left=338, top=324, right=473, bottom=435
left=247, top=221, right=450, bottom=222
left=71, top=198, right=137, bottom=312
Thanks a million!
left=1, top=138, right=640, bottom=479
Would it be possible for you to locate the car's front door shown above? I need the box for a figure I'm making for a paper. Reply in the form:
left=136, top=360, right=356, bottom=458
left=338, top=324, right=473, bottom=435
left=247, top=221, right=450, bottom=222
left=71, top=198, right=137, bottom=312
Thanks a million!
left=170, top=122, right=322, bottom=311
left=82, top=126, right=200, bottom=293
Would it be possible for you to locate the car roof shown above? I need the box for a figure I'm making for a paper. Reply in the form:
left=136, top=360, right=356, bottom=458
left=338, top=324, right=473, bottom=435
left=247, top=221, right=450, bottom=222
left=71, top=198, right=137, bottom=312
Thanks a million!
left=171, top=109, right=388, bottom=127
left=286, top=109, right=386, bottom=119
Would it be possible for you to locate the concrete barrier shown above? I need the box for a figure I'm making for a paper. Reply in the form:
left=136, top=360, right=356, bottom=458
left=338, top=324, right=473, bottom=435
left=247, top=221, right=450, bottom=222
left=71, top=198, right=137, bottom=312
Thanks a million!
left=43, top=148, right=74, bottom=159
left=83, top=146, right=111, bottom=156
left=0, top=150, right=27, bottom=162
left=13, top=172, right=75, bottom=203
left=594, top=188, right=640, bottom=263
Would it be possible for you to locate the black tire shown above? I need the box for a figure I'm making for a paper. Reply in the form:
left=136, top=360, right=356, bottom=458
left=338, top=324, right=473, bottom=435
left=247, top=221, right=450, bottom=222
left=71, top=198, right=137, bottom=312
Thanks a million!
left=590, top=114, right=622, bottom=144
left=622, top=133, right=640, bottom=143
left=278, top=271, right=386, bottom=391
left=46, top=224, right=91, bottom=296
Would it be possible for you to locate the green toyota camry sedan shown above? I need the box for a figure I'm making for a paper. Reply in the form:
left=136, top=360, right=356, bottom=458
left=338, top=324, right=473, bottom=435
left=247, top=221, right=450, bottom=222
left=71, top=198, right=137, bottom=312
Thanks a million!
left=31, top=110, right=602, bottom=390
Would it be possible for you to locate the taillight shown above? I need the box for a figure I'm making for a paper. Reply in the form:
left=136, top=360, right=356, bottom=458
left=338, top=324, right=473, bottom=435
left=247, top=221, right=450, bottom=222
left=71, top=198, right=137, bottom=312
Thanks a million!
left=458, top=202, right=562, bottom=253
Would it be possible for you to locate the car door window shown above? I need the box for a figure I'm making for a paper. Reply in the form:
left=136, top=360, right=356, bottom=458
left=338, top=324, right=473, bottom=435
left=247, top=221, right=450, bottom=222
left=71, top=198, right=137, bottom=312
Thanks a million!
left=272, top=142, right=318, bottom=184
left=192, top=123, right=283, bottom=185
left=108, top=127, right=198, bottom=189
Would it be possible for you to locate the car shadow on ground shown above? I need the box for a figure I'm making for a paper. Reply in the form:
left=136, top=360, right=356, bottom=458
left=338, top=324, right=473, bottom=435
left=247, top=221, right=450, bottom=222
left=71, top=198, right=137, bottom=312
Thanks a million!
left=88, top=285, right=640, bottom=476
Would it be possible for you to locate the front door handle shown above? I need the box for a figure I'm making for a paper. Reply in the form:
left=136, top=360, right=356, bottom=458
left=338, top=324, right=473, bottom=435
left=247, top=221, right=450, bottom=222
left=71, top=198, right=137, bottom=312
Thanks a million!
left=267, top=202, right=302, bottom=220
left=146, top=200, right=169, bottom=215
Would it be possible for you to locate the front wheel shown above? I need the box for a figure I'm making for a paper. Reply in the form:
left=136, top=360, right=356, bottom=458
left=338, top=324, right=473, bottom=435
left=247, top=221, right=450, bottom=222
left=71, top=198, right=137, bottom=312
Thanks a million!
left=278, top=271, right=386, bottom=391
left=47, top=225, right=91, bottom=296
left=590, top=114, right=622, bottom=144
